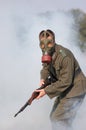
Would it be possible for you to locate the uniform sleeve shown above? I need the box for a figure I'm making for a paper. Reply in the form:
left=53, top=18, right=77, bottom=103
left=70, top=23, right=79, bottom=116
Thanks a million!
left=40, top=63, right=49, bottom=80
left=44, top=56, right=75, bottom=99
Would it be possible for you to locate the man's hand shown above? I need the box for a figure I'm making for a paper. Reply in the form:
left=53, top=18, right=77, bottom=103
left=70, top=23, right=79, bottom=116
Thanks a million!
left=39, top=79, right=45, bottom=86
left=35, top=89, right=46, bottom=99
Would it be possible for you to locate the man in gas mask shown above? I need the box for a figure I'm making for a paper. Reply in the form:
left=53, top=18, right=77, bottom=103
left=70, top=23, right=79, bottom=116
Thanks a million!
left=35, top=29, right=86, bottom=130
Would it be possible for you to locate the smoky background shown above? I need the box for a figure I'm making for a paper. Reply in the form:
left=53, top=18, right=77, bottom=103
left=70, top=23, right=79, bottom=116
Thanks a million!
left=0, top=1, right=86, bottom=130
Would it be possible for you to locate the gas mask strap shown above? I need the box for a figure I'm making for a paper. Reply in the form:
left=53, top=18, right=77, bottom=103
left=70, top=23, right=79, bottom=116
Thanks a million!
left=39, top=30, right=54, bottom=41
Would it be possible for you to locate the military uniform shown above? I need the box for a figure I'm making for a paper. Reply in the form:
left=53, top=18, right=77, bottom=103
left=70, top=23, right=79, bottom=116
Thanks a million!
left=40, top=44, right=86, bottom=122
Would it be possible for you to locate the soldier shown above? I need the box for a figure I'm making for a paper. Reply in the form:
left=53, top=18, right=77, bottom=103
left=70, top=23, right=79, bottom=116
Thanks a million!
left=35, top=29, right=86, bottom=130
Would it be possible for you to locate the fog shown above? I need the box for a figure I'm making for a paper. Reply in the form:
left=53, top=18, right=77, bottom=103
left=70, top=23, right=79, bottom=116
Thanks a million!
left=0, top=4, right=86, bottom=130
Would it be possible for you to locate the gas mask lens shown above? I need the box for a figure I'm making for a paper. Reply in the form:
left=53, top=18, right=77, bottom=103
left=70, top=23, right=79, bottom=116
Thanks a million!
left=47, top=41, right=54, bottom=48
left=40, top=39, right=54, bottom=49
left=40, top=42, right=45, bottom=49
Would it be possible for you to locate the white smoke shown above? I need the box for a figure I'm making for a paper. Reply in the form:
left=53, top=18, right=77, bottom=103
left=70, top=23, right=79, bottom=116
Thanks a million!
left=0, top=4, right=86, bottom=130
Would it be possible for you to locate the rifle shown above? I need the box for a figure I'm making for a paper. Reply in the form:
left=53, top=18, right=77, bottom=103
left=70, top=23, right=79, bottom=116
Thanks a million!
left=14, top=64, right=57, bottom=117
left=14, top=63, right=58, bottom=117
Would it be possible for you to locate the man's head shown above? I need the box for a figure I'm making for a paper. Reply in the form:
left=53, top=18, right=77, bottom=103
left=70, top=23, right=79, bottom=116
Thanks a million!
left=39, top=29, right=55, bottom=63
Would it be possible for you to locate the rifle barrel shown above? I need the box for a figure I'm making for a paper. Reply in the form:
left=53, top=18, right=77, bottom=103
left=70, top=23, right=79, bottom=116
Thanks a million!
left=14, top=101, right=29, bottom=117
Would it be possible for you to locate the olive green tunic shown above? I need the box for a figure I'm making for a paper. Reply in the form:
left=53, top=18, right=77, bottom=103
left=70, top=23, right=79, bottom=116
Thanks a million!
left=40, top=44, right=86, bottom=121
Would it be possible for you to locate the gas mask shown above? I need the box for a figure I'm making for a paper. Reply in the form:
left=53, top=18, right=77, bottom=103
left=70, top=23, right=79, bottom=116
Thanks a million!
left=39, top=30, right=55, bottom=63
